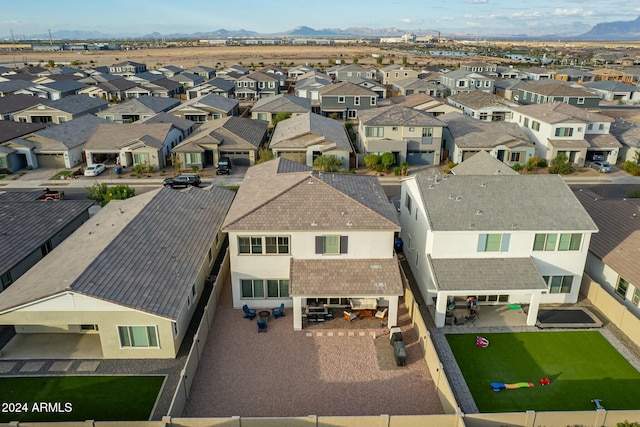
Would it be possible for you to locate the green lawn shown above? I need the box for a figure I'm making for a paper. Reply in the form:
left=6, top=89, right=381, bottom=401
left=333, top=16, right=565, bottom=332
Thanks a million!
left=0, top=376, right=165, bottom=422
left=446, top=331, right=640, bottom=413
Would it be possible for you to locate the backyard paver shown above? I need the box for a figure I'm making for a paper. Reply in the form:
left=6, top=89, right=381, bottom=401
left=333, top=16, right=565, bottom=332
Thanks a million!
left=0, top=361, right=16, bottom=373
left=76, top=361, right=100, bottom=372
left=49, top=361, right=73, bottom=372
left=20, top=361, right=45, bottom=372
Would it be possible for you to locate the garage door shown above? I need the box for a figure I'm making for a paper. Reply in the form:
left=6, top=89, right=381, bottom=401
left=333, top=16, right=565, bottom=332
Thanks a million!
left=222, top=151, right=251, bottom=166
left=406, top=151, right=435, bottom=166
left=37, top=153, right=65, bottom=168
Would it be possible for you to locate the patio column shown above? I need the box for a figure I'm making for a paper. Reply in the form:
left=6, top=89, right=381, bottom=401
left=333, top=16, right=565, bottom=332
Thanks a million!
left=527, top=292, right=541, bottom=326
left=387, top=295, right=399, bottom=327
left=434, top=293, right=447, bottom=327
left=293, top=297, right=303, bottom=331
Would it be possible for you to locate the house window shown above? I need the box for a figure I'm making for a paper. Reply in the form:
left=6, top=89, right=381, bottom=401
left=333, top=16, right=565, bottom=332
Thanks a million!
left=477, top=233, right=510, bottom=252
left=338, top=96, right=345, bottom=103
left=18, top=116, right=27, bottom=122
left=479, top=113, right=488, bottom=120
left=557, top=233, right=581, bottom=251
left=265, top=236, right=290, bottom=254
left=616, top=277, right=629, bottom=299
left=1, top=271, right=12, bottom=290
left=587, top=124, right=593, bottom=130
left=257, top=113, right=267, bottom=121
left=510, top=152, right=522, bottom=163
left=577, top=97, right=585, bottom=105
left=242, top=279, right=289, bottom=299
left=58, top=117, right=67, bottom=123
left=238, top=236, right=263, bottom=254
left=405, top=193, right=412, bottom=213
left=118, top=326, right=159, bottom=348
left=632, top=287, right=640, bottom=305
left=409, top=127, right=415, bottom=132
left=533, top=233, right=557, bottom=251
left=555, top=127, right=573, bottom=137
left=531, top=121, right=540, bottom=131
left=365, top=127, right=384, bottom=137
left=354, top=96, right=360, bottom=106
left=0, top=157, right=7, bottom=169
left=241, top=279, right=265, bottom=298
left=315, top=235, right=347, bottom=254
left=543, top=276, right=573, bottom=294
left=563, top=97, right=569, bottom=103
left=347, top=110, right=357, bottom=119
left=371, top=97, right=376, bottom=105
left=598, top=123, right=604, bottom=131
left=392, top=126, right=398, bottom=132
left=185, top=153, right=201, bottom=164
left=267, top=279, right=289, bottom=298
left=185, top=115, right=206, bottom=122
left=524, top=118, right=529, bottom=128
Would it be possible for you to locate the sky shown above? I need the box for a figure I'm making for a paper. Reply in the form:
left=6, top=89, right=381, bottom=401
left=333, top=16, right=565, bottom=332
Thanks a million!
left=2, top=0, right=640, bottom=38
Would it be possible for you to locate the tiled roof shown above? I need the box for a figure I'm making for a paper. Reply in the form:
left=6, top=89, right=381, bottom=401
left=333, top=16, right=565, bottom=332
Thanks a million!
left=512, top=101, right=614, bottom=124
left=358, top=104, right=445, bottom=127
left=100, top=96, right=180, bottom=115
left=585, top=133, right=622, bottom=149
left=0, top=121, right=46, bottom=143
left=30, top=114, right=112, bottom=149
left=173, top=116, right=267, bottom=152
left=610, top=118, right=640, bottom=148
left=448, top=90, right=515, bottom=110
left=139, top=112, right=194, bottom=132
left=451, top=151, right=519, bottom=176
left=414, top=174, right=598, bottom=232
left=0, top=199, right=94, bottom=275
left=290, top=257, right=403, bottom=297
left=429, top=257, right=548, bottom=292
left=85, top=123, right=173, bottom=150
left=603, top=231, right=640, bottom=286
left=0, top=94, right=50, bottom=115
left=252, top=94, right=311, bottom=113
left=584, top=81, right=639, bottom=92
left=319, top=81, right=377, bottom=96
left=222, top=158, right=400, bottom=232
left=439, top=112, right=531, bottom=148
left=47, top=94, right=107, bottom=115
left=241, top=71, right=278, bottom=82
left=269, top=112, right=351, bottom=151
left=519, top=82, right=596, bottom=97
left=173, top=93, right=239, bottom=114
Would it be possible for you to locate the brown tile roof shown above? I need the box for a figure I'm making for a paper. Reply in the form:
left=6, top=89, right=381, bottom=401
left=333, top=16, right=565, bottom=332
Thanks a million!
left=513, top=101, right=613, bottom=124
left=448, top=90, right=515, bottom=110
left=84, top=123, right=173, bottom=150
left=222, top=158, right=399, bottom=232
left=520, top=82, right=596, bottom=97
left=290, top=257, right=403, bottom=297
left=585, top=133, right=622, bottom=149
left=319, top=81, right=377, bottom=96
left=603, top=231, right=640, bottom=286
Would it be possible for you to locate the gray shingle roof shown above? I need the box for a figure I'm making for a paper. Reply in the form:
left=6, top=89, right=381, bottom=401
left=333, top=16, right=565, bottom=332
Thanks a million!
left=218, top=116, right=268, bottom=149
left=584, top=81, right=640, bottom=92
left=414, top=174, right=598, bottom=232
left=0, top=80, right=36, bottom=93
left=0, top=199, right=94, bottom=274
left=31, top=114, right=112, bottom=149
left=439, top=112, right=532, bottom=149
left=205, top=77, right=235, bottom=91
left=85, top=123, right=173, bottom=150
left=290, top=257, right=403, bottom=297
left=97, top=78, right=138, bottom=91
left=451, top=151, right=519, bottom=176
left=139, top=112, right=194, bottom=132
left=100, top=96, right=180, bottom=115
left=429, top=257, right=548, bottom=292
left=0, top=122, right=46, bottom=143
left=48, top=94, right=107, bottom=115
left=358, top=104, right=445, bottom=127
left=251, top=94, right=311, bottom=113
left=610, top=118, right=640, bottom=148
left=519, top=82, right=597, bottom=97
left=41, top=80, right=87, bottom=93
left=175, top=93, right=239, bottom=114
left=448, top=90, right=515, bottom=110
left=269, top=112, right=351, bottom=151
left=512, top=101, right=613, bottom=124
left=0, top=94, right=50, bottom=115
left=223, top=158, right=400, bottom=232
left=319, top=81, right=377, bottom=96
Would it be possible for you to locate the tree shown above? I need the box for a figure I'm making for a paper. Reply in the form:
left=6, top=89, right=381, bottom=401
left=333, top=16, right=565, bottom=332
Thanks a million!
left=364, top=154, right=381, bottom=169
left=389, top=59, right=395, bottom=65
left=256, top=148, right=274, bottom=164
left=548, top=154, right=573, bottom=175
left=380, top=152, right=396, bottom=170
left=313, top=155, right=342, bottom=172
left=376, top=56, right=383, bottom=65
left=352, top=57, right=359, bottom=64
left=634, top=149, right=640, bottom=164
left=86, top=183, right=135, bottom=207
left=402, top=56, right=408, bottom=67
left=271, top=112, right=291, bottom=127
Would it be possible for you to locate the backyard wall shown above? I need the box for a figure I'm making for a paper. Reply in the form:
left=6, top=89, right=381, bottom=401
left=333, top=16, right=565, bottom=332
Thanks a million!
left=581, top=274, right=640, bottom=345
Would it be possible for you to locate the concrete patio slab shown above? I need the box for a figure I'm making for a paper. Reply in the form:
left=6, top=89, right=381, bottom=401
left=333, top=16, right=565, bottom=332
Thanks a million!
left=49, top=361, right=73, bottom=372
left=20, top=361, right=45, bottom=372
left=76, top=361, right=100, bottom=372
left=0, top=334, right=103, bottom=360
left=0, top=361, right=16, bottom=373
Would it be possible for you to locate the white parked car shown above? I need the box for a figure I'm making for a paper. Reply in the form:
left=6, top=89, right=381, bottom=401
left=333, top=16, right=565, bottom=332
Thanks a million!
left=84, top=163, right=107, bottom=176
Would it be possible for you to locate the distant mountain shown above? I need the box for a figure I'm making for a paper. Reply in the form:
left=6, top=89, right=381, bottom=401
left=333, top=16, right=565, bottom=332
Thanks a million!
left=276, top=26, right=439, bottom=37
left=31, top=30, right=118, bottom=40
left=579, top=16, right=640, bottom=40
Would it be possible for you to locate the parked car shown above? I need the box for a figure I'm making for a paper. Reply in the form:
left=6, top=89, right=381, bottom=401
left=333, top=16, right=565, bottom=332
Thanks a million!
left=163, top=174, right=201, bottom=188
left=591, top=161, right=612, bottom=173
left=216, top=157, right=232, bottom=175
left=84, top=163, right=107, bottom=176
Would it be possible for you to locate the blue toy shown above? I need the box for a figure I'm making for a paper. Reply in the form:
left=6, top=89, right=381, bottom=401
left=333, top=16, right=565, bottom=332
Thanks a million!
left=591, top=399, right=604, bottom=410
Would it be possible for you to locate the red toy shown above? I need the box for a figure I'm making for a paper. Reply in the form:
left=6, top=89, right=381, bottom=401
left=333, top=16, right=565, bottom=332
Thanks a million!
left=476, top=336, right=490, bottom=348
left=539, top=377, right=550, bottom=386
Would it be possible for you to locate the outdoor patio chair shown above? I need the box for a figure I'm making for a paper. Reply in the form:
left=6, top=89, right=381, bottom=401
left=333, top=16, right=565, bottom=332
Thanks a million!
left=375, top=307, right=388, bottom=320
left=257, top=319, right=267, bottom=333
left=343, top=311, right=358, bottom=322
left=272, top=303, right=285, bottom=318
left=243, top=304, right=257, bottom=320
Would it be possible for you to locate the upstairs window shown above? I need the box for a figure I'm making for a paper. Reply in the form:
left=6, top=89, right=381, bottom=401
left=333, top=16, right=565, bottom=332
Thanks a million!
left=477, top=234, right=510, bottom=252
left=555, top=127, right=573, bottom=137
left=316, top=235, right=348, bottom=255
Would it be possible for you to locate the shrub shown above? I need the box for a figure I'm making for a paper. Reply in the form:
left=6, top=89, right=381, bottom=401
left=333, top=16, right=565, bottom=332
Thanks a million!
left=624, top=161, right=640, bottom=176
left=447, top=161, right=458, bottom=170
left=548, top=154, right=573, bottom=175
left=374, top=164, right=384, bottom=173
left=86, top=183, right=135, bottom=207
left=133, top=164, right=144, bottom=174
left=512, top=163, right=521, bottom=171
left=312, top=155, right=342, bottom=172
left=256, top=148, right=274, bottom=164
left=393, top=166, right=401, bottom=176
left=364, top=154, right=381, bottom=169
left=538, top=158, right=548, bottom=168
left=525, top=156, right=539, bottom=172
left=191, top=165, right=199, bottom=173
left=380, top=152, right=396, bottom=170
left=401, top=161, right=409, bottom=176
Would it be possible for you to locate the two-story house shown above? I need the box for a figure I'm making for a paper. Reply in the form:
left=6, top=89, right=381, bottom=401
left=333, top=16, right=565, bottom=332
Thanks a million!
left=392, top=78, right=446, bottom=98
left=97, top=96, right=180, bottom=124
left=169, top=93, right=240, bottom=125
left=235, top=71, right=280, bottom=100
left=357, top=104, right=445, bottom=166
left=108, top=61, right=147, bottom=76
left=12, top=95, right=107, bottom=124
left=250, top=94, right=311, bottom=124
left=328, top=64, right=375, bottom=82
left=516, top=82, right=601, bottom=108
left=222, top=158, right=403, bottom=331
left=460, top=61, right=498, bottom=75
left=318, top=81, right=377, bottom=120
left=554, top=68, right=595, bottom=83
left=509, top=102, right=621, bottom=165
left=379, top=65, right=421, bottom=86
left=400, top=173, right=598, bottom=327
left=439, top=69, right=494, bottom=96
left=447, top=90, right=517, bottom=122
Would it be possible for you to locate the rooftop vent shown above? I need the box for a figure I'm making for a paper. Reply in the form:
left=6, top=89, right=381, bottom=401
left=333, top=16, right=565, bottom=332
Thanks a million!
left=448, top=194, right=455, bottom=200
left=346, top=221, right=353, bottom=227
left=428, top=184, right=435, bottom=189
left=311, top=221, right=318, bottom=227
left=480, top=182, right=487, bottom=188
left=475, top=210, right=483, bottom=215
left=370, top=264, right=382, bottom=270
left=455, top=196, right=462, bottom=201
left=375, top=282, right=386, bottom=287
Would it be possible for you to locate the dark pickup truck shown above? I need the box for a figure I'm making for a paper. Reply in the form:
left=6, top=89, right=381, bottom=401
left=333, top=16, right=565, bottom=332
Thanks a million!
left=216, top=157, right=232, bottom=175
left=163, top=174, right=201, bottom=188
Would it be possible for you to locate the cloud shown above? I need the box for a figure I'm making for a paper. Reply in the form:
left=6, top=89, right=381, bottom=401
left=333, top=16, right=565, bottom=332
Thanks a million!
left=398, top=18, right=424, bottom=25
left=467, top=0, right=488, bottom=3
left=552, top=8, right=595, bottom=17
left=511, top=11, right=543, bottom=18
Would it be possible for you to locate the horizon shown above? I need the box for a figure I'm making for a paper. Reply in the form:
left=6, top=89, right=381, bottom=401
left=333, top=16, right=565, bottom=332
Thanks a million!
left=2, top=0, right=640, bottom=39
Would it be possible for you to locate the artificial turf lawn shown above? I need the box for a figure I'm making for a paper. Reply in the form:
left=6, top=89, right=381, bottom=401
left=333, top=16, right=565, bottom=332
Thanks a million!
left=0, top=375, right=164, bottom=422
left=446, top=331, right=640, bottom=413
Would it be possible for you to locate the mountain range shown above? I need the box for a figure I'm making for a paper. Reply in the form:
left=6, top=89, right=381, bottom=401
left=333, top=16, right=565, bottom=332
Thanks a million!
left=5, top=16, right=640, bottom=41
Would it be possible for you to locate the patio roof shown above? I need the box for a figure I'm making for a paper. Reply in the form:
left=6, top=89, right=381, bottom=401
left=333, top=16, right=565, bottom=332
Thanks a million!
left=289, top=257, right=403, bottom=297
left=428, top=256, right=548, bottom=292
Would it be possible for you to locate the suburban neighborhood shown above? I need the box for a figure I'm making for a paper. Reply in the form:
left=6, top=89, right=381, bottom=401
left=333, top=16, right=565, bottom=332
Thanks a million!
left=3, top=7, right=640, bottom=427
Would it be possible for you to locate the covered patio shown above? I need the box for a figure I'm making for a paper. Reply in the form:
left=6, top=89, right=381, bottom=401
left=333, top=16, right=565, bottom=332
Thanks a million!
left=427, top=257, right=548, bottom=328
left=1, top=333, right=103, bottom=359
left=289, top=257, right=404, bottom=331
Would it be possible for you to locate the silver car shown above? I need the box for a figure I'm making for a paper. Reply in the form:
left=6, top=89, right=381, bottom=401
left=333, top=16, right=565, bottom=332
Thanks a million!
left=591, top=161, right=612, bottom=173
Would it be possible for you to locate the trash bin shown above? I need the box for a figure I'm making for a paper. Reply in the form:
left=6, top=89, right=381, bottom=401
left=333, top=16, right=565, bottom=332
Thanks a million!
left=114, top=166, right=122, bottom=175
left=389, top=326, right=402, bottom=345
left=394, top=341, right=407, bottom=366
